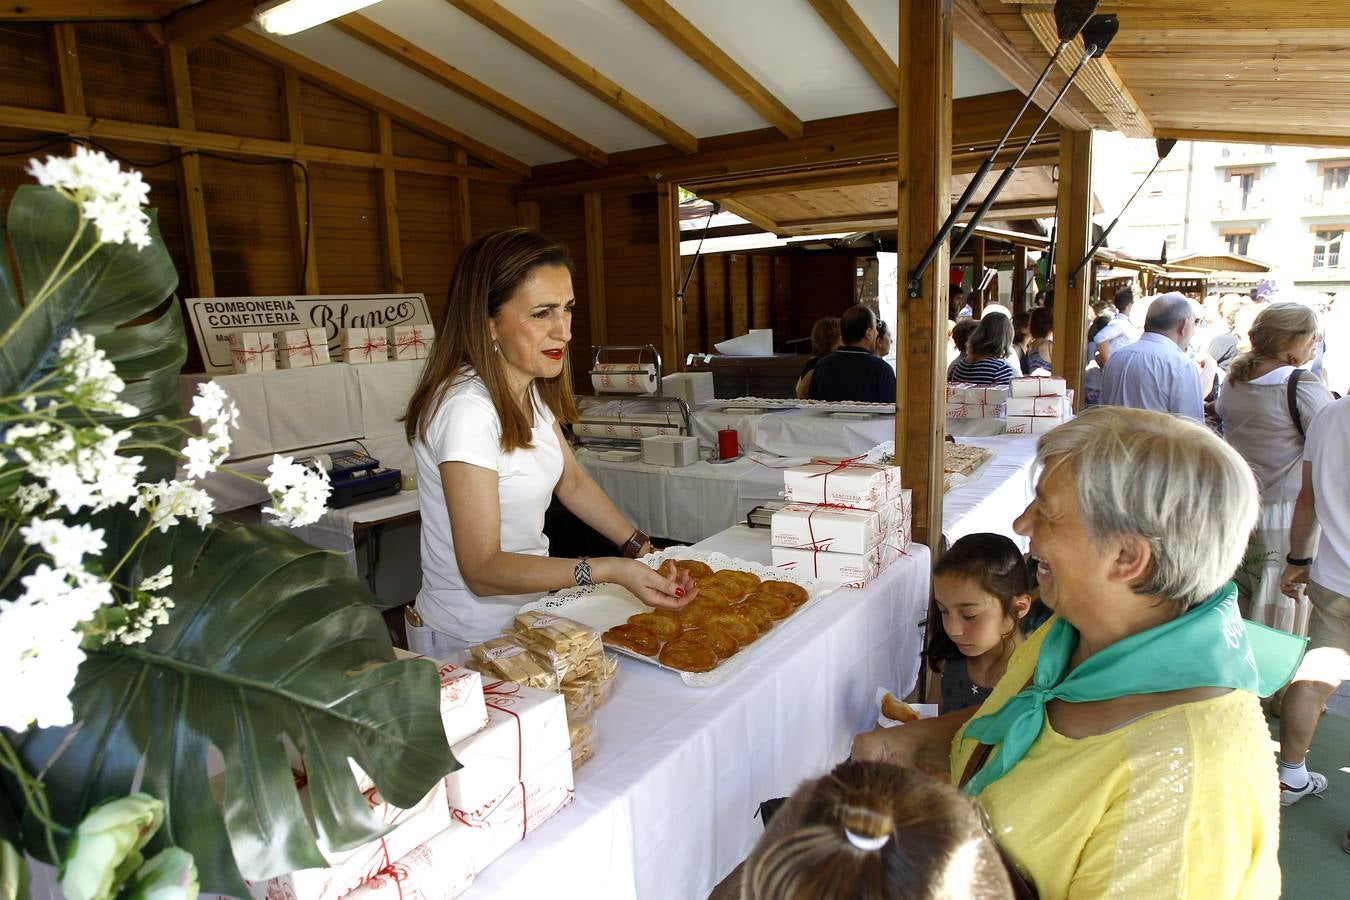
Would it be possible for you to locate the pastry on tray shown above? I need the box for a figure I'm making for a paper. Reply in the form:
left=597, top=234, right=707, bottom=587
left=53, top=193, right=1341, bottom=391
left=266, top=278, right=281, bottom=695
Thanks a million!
left=740, top=604, right=775, bottom=634
left=673, top=560, right=715, bottom=580
left=603, top=623, right=661, bottom=657
left=659, top=638, right=719, bottom=673
left=683, top=626, right=738, bottom=658
left=755, top=580, right=809, bottom=607
left=702, top=612, right=758, bottom=647
left=627, top=611, right=683, bottom=641
left=743, top=591, right=792, bottom=620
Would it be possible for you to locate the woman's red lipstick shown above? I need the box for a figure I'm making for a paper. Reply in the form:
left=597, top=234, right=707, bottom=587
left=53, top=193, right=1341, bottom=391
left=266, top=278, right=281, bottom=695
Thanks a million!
left=542, top=349, right=564, bottom=359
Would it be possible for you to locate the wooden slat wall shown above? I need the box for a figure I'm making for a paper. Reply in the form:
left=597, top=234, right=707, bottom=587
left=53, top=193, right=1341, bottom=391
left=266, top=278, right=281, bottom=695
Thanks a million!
left=0, top=24, right=58, bottom=111
left=75, top=24, right=171, bottom=126
left=0, top=24, right=521, bottom=373
left=601, top=192, right=662, bottom=351
left=537, top=196, right=591, bottom=389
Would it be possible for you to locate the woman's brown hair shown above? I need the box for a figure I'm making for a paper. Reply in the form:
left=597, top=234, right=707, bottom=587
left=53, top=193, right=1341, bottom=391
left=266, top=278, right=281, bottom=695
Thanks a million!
left=403, top=228, right=578, bottom=451
left=742, top=760, right=1013, bottom=900
left=810, top=316, right=842, bottom=358
left=1226, top=301, right=1319, bottom=384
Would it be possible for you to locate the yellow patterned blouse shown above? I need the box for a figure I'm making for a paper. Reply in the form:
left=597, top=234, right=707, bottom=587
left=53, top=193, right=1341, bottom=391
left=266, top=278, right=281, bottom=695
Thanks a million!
left=951, top=621, right=1281, bottom=899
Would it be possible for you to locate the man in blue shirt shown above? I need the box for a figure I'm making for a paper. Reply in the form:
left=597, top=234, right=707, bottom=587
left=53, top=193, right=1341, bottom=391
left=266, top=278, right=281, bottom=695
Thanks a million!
left=1100, top=293, right=1215, bottom=421
left=808, top=305, right=897, bottom=403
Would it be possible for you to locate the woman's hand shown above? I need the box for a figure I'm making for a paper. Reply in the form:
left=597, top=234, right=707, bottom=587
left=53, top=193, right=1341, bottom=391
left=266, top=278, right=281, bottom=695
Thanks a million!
left=852, top=707, right=979, bottom=778
left=601, top=559, right=698, bottom=610
left=1280, top=563, right=1309, bottom=598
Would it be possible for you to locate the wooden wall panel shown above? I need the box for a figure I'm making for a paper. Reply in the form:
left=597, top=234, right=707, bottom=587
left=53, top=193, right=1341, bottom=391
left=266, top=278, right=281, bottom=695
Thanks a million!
left=300, top=79, right=376, bottom=152
left=199, top=156, right=298, bottom=297
left=396, top=171, right=456, bottom=320
left=188, top=41, right=285, bottom=141
left=791, top=252, right=856, bottom=335
left=773, top=254, right=793, bottom=340
left=702, top=254, right=727, bottom=347
left=679, top=257, right=703, bottom=356
left=0, top=24, right=57, bottom=111
left=391, top=121, right=453, bottom=162
left=308, top=163, right=383, bottom=295
left=752, top=255, right=772, bottom=332
left=75, top=23, right=171, bottom=126
left=468, top=181, right=518, bottom=237
left=537, top=196, right=591, bottom=387
left=601, top=192, right=662, bottom=350
left=728, top=253, right=749, bottom=336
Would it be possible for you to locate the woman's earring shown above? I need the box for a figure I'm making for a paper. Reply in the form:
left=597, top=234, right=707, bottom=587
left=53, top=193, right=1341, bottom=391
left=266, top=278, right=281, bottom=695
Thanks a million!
left=493, top=340, right=501, bottom=353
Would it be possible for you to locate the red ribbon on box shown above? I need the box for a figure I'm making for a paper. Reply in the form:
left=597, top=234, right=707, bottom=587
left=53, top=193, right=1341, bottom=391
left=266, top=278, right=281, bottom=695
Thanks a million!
left=357, top=337, right=387, bottom=363
left=394, top=328, right=428, bottom=355
left=475, top=681, right=530, bottom=841
left=363, top=838, right=407, bottom=900
left=282, top=332, right=318, bottom=365
left=229, top=337, right=274, bottom=368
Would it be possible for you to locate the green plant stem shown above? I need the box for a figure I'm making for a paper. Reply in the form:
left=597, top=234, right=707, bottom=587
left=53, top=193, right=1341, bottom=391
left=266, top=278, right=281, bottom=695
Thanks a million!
left=107, top=522, right=154, bottom=583
left=27, top=241, right=101, bottom=313
left=0, top=220, right=87, bottom=354
left=0, top=547, right=32, bottom=596
left=0, top=733, right=62, bottom=864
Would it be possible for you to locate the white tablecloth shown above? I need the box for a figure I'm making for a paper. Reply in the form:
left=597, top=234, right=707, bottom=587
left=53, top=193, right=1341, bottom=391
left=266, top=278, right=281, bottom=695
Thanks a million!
left=286, top=489, right=420, bottom=569
left=469, top=528, right=931, bottom=900
left=578, top=434, right=1040, bottom=550
left=694, top=409, right=1004, bottom=458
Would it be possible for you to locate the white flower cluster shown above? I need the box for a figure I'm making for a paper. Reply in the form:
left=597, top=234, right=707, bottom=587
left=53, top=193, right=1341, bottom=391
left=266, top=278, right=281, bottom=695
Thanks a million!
left=27, top=146, right=151, bottom=249
left=8, top=421, right=143, bottom=515
left=263, top=454, right=332, bottom=528
left=107, top=566, right=176, bottom=646
left=57, top=330, right=139, bottom=418
left=185, top=381, right=238, bottom=480
left=130, top=480, right=214, bottom=533
left=1, top=558, right=114, bottom=730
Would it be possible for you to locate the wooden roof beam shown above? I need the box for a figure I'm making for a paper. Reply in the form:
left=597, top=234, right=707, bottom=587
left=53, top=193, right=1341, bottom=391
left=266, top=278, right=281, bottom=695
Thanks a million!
left=333, top=14, right=607, bottom=167
left=693, top=164, right=897, bottom=199
left=711, top=197, right=784, bottom=236
left=1155, top=128, right=1350, bottom=150
left=806, top=0, right=899, bottom=105
left=226, top=28, right=530, bottom=175
left=443, top=0, right=698, bottom=154
left=953, top=0, right=1094, bottom=133
left=617, top=0, right=802, bottom=139
left=162, top=0, right=257, bottom=50
left=1020, top=5, right=1152, bottom=137
left=0, top=1, right=181, bottom=18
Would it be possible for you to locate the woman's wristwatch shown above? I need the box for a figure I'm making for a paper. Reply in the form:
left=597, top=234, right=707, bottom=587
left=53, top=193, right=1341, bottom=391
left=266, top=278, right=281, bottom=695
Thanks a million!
left=618, top=529, right=651, bottom=559
left=1285, top=554, right=1313, bottom=567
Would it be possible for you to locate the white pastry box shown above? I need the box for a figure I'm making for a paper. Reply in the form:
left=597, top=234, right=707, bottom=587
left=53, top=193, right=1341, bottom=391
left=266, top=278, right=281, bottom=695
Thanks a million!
left=1006, top=395, right=1069, bottom=418
left=1005, top=415, right=1063, bottom=435
left=661, top=372, right=715, bottom=408
left=641, top=434, right=699, bottom=467
left=1010, top=376, right=1066, bottom=398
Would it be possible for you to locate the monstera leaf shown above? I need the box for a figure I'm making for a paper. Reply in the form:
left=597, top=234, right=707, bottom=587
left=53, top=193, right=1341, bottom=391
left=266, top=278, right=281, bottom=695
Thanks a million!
left=11, top=522, right=456, bottom=897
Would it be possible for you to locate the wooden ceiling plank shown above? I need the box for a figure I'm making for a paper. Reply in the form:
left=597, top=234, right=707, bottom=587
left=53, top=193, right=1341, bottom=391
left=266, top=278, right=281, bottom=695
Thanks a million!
left=0, top=102, right=519, bottom=181
left=618, top=0, right=802, bottom=139
left=1019, top=5, right=1153, bottom=137
left=162, top=0, right=257, bottom=50
left=696, top=165, right=897, bottom=199
left=443, top=0, right=698, bottom=154
left=954, top=0, right=1096, bottom=132
left=713, top=197, right=784, bottom=236
left=0, top=1, right=182, bottom=18
left=806, top=0, right=898, bottom=104
left=226, top=27, right=530, bottom=175
left=1154, top=128, right=1350, bottom=149
left=334, top=14, right=607, bottom=167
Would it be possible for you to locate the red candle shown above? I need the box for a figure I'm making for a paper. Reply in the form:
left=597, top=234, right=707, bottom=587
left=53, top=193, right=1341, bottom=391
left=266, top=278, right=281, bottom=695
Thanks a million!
left=718, top=428, right=739, bottom=460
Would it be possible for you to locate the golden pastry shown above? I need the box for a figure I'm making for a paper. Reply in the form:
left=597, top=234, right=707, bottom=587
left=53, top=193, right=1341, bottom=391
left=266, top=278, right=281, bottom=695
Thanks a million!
left=627, top=611, right=682, bottom=641
left=702, top=612, right=758, bottom=647
left=603, top=624, right=660, bottom=657
left=673, top=560, right=715, bottom=580
left=684, top=626, right=738, bottom=659
left=717, top=571, right=762, bottom=595
left=740, top=604, right=774, bottom=635
left=881, top=692, right=921, bottom=723
left=756, top=580, right=809, bottom=607
left=658, top=638, right=719, bottom=673
left=694, top=585, right=738, bottom=608
left=744, top=592, right=792, bottom=620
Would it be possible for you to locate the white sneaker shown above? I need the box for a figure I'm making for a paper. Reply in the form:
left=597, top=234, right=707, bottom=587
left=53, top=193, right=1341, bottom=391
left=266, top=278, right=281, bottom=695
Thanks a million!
left=1280, top=771, right=1328, bottom=806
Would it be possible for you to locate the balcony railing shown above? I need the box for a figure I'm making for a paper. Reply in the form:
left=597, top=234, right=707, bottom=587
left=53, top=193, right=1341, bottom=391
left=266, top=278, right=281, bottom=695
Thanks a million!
left=1306, top=181, right=1350, bottom=211
left=1215, top=184, right=1268, bottom=215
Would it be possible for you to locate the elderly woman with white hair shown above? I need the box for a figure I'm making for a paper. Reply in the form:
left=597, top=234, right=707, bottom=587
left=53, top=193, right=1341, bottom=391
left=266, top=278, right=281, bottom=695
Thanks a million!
left=854, top=407, right=1302, bottom=898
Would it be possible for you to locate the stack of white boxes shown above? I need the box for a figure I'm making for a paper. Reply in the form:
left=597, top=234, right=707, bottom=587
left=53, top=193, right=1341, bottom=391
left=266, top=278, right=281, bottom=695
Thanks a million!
left=945, top=382, right=1010, bottom=420
left=770, top=461, right=912, bottom=588
left=1005, top=376, right=1072, bottom=434
left=250, top=653, right=575, bottom=900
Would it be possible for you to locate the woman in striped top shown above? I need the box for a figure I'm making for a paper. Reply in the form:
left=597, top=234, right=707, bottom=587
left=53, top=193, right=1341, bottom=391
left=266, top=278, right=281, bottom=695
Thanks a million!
left=949, top=314, right=1018, bottom=385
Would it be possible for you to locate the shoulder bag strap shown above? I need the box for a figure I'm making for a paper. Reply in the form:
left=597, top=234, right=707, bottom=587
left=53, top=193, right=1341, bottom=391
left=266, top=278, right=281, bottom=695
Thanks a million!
left=1287, top=368, right=1305, bottom=439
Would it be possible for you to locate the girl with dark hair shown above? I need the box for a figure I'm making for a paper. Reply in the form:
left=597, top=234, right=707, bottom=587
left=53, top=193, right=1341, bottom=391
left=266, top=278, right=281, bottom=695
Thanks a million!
left=402, top=228, right=693, bottom=656
left=1025, top=306, right=1054, bottom=373
left=948, top=315, right=1018, bottom=385
left=924, top=534, right=1034, bottom=713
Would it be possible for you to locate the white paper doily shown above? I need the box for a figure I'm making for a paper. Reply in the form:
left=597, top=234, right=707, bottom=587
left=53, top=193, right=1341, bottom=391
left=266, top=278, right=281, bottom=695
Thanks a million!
left=523, top=547, right=835, bottom=686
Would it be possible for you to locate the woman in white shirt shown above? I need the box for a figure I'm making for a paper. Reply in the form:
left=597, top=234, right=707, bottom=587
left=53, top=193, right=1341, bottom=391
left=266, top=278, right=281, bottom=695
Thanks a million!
left=1217, top=302, right=1333, bottom=632
left=402, top=229, right=693, bottom=656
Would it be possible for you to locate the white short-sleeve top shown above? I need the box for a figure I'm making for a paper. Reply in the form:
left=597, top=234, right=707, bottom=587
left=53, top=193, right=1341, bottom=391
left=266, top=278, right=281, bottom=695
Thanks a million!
left=412, top=369, right=563, bottom=642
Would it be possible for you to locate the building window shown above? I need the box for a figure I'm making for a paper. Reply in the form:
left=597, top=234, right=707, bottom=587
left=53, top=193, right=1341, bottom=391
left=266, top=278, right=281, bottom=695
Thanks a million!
left=1324, top=164, right=1350, bottom=192
left=1222, top=230, right=1252, bottom=256
left=1312, top=228, right=1345, bottom=269
left=1220, top=167, right=1261, bottom=212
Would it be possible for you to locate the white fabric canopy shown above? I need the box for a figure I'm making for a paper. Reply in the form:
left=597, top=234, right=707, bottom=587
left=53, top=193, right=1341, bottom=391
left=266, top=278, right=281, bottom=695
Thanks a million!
left=469, top=528, right=931, bottom=899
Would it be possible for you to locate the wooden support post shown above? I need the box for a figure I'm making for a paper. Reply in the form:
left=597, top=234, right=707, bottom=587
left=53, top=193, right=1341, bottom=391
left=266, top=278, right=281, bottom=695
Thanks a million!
left=376, top=114, right=404, bottom=292
left=896, top=0, right=951, bottom=549
left=970, top=235, right=986, bottom=315
left=656, top=182, right=684, bottom=373
left=281, top=70, right=320, bottom=294
left=1012, top=244, right=1028, bottom=314
left=1051, top=129, right=1093, bottom=411
left=163, top=43, right=215, bottom=298
left=583, top=192, right=607, bottom=347
left=454, top=148, right=473, bottom=249
left=51, top=24, right=85, bottom=118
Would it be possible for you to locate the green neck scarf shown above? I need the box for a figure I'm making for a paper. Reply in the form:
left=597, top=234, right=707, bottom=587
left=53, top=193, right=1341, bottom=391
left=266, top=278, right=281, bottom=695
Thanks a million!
left=962, top=582, right=1304, bottom=796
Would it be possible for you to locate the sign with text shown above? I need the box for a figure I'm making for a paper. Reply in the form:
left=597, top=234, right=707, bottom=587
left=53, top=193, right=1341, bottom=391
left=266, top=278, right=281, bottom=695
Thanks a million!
left=186, top=293, right=432, bottom=373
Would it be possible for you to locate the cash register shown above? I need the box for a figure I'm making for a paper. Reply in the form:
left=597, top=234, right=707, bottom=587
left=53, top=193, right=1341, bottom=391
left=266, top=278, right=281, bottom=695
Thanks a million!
left=308, top=448, right=402, bottom=509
